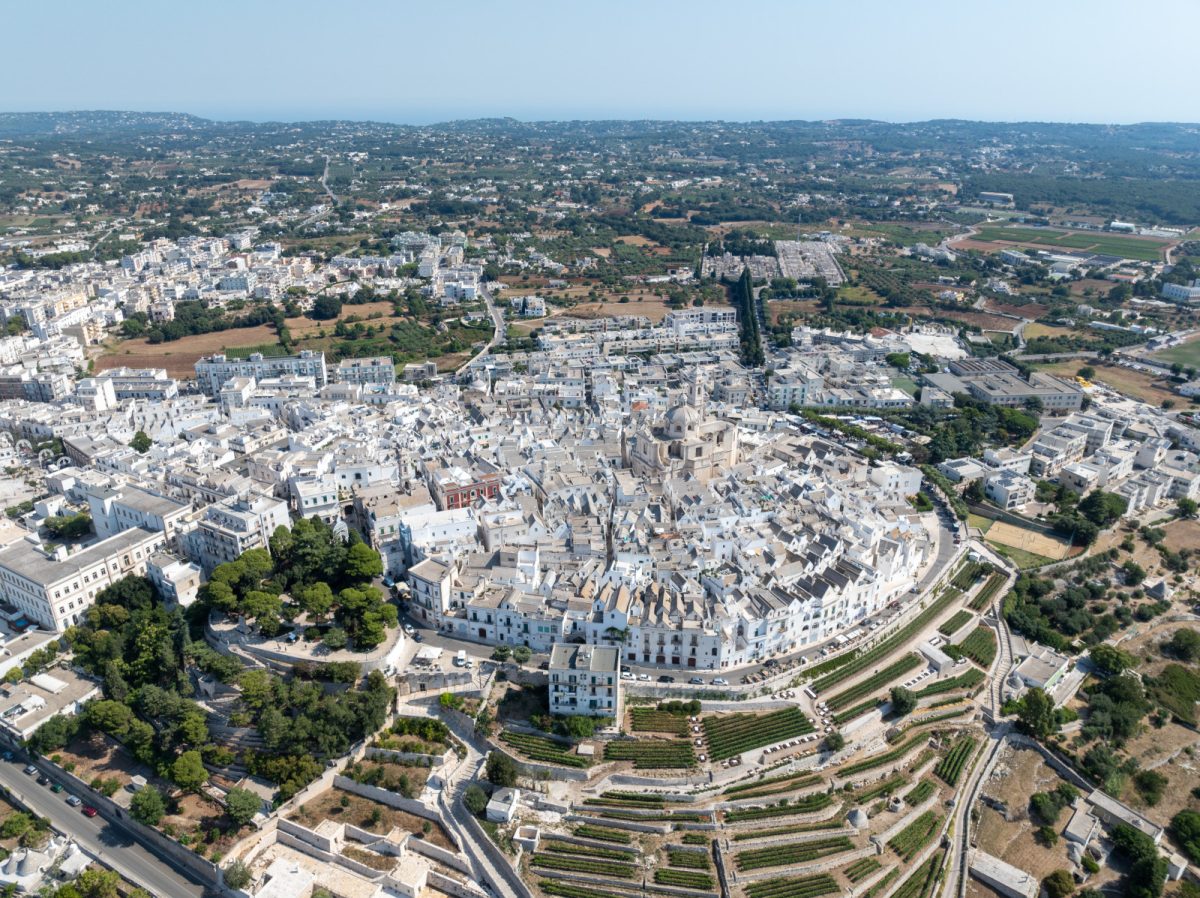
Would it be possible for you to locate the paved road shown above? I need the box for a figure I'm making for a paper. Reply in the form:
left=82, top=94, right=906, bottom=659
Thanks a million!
left=0, top=757, right=215, bottom=897
left=460, top=287, right=505, bottom=372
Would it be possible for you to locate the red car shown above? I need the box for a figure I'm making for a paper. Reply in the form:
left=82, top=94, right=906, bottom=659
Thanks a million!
left=82, top=806, right=98, bottom=818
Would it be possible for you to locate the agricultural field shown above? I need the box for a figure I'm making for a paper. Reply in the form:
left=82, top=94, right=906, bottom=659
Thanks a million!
left=938, top=610, right=974, bottom=637
left=915, top=668, right=984, bottom=698
left=724, top=792, right=834, bottom=823
left=723, top=771, right=823, bottom=800
left=888, top=811, right=943, bottom=862
left=954, top=627, right=997, bottom=668
left=971, top=226, right=1170, bottom=262
left=499, top=731, right=591, bottom=768
left=629, top=707, right=691, bottom=735
left=703, top=707, right=815, bottom=760
left=744, top=873, right=839, bottom=898
left=1035, top=360, right=1185, bottom=408
left=968, top=572, right=1007, bottom=612
left=603, top=739, right=695, bottom=769
left=934, top=735, right=978, bottom=786
left=735, top=836, right=856, bottom=871
left=825, top=654, right=923, bottom=710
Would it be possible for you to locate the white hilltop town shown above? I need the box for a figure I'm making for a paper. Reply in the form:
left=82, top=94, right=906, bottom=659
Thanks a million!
left=0, top=221, right=1196, bottom=898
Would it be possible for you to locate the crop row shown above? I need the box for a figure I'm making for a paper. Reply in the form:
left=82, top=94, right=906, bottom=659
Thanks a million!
left=593, top=809, right=708, bottom=822
left=956, top=627, right=997, bottom=667
left=937, top=610, right=973, bottom=637
left=584, top=797, right=666, bottom=810
left=500, top=731, right=590, bottom=768
left=887, top=811, right=942, bottom=862
left=892, top=851, right=944, bottom=898
left=968, top=572, right=1006, bottom=611
left=543, top=841, right=633, bottom=861
left=589, top=791, right=666, bottom=808
left=811, top=587, right=960, bottom=692
left=573, top=825, right=632, bottom=844
left=682, top=833, right=709, bottom=845
left=735, top=836, right=854, bottom=871
left=854, top=774, right=907, bottom=803
left=630, top=709, right=690, bottom=735
left=539, top=881, right=629, bottom=898
left=745, top=874, right=839, bottom=898
left=731, top=820, right=844, bottom=841
left=862, top=869, right=899, bottom=898
left=530, top=853, right=636, bottom=879
left=951, top=562, right=987, bottom=592
left=914, top=668, right=983, bottom=698
left=725, top=792, right=833, bottom=823
left=844, top=858, right=882, bottom=883
left=655, top=869, right=715, bottom=889
left=667, top=848, right=711, bottom=870
left=604, top=739, right=695, bottom=769
left=826, top=654, right=922, bottom=710
left=703, top=707, right=814, bottom=760
left=838, top=732, right=926, bottom=777
left=723, top=773, right=822, bottom=800
left=935, top=735, right=977, bottom=786
left=834, top=698, right=883, bottom=726
left=904, top=780, right=936, bottom=805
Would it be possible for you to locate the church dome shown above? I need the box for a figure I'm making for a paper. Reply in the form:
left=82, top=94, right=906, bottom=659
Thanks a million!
left=666, top=403, right=700, bottom=433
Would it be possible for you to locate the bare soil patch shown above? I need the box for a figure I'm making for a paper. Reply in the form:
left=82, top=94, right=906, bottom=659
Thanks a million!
left=95, top=325, right=280, bottom=377
left=290, top=787, right=453, bottom=848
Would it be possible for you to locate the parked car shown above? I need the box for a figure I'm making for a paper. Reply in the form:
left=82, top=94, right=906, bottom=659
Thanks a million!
left=66, top=795, right=82, bottom=807
left=23, top=764, right=36, bottom=776
left=688, top=677, right=704, bottom=685
left=82, top=806, right=99, bottom=818
left=620, top=672, right=634, bottom=681
left=403, top=623, right=415, bottom=636
left=36, top=774, right=49, bottom=786
left=658, top=675, right=676, bottom=683
left=50, top=783, right=63, bottom=793
left=637, top=674, right=650, bottom=681
left=712, top=677, right=728, bottom=686
left=1, top=751, right=12, bottom=762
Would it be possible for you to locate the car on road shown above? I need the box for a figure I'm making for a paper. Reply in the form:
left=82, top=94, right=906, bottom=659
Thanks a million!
left=403, top=623, right=415, bottom=636
left=50, top=783, right=63, bottom=793
left=82, top=806, right=99, bottom=818
left=637, top=674, right=650, bottom=681
left=412, top=632, right=422, bottom=642
left=620, top=672, right=634, bottom=680
left=688, top=677, right=704, bottom=684
left=23, top=764, right=36, bottom=776
left=66, top=795, right=82, bottom=807
left=620, top=665, right=631, bottom=673
left=1, top=751, right=12, bottom=762
left=658, top=675, right=675, bottom=683
left=36, top=774, right=49, bottom=786
left=712, top=677, right=728, bottom=686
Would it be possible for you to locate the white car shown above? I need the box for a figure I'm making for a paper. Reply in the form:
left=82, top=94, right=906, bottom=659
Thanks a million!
left=637, top=674, right=650, bottom=681
left=403, top=623, right=415, bottom=636
left=712, top=677, right=728, bottom=686
left=621, top=672, right=635, bottom=681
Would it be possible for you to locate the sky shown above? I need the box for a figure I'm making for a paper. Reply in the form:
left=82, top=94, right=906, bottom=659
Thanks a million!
left=4, top=0, right=1199, bottom=125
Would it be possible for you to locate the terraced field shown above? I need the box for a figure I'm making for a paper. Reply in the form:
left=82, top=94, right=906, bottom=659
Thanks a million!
left=501, top=731, right=590, bottom=768
left=735, top=836, right=855, bottom=871
left=703, top=707, right=814, bottom=760
left=603, top=739, right=695, bottom=769
left=745, top=874, right=839, bottom=898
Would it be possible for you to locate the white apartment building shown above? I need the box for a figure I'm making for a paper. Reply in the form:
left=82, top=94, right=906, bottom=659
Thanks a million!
left=183, top=493, right=290, bottom=573
left=194, top=351, right=327, bottom=396
left=86, top=485, right=191, bottom=547
left=548, top=644, right=622, bottom=720
left=333, top=357, right=397, bottom=387
left=0, top=528, right=168, bottom=631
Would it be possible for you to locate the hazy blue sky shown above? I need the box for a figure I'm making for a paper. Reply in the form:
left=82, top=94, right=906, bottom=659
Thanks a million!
left=5, top=0, right=1198, bottom=124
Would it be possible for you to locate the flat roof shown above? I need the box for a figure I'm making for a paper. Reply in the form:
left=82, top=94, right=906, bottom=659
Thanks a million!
left=0, top=527, right=160, bottom=587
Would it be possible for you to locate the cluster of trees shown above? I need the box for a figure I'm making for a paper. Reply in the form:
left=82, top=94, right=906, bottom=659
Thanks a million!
left=43, top=869, right=144, bottom=898
left=730, top=269, right=763, bottom=366
left=199, top=518, right=393, bottom=649
left=1047, top=490, right=1128, bottom=547
left=141, top=299, right=281, bottom=344
left=1030, top=783, right=1080, bottom=846
left=919, top=397, right=1039, bottom=465
left=44, top=512, right=93, bottom=540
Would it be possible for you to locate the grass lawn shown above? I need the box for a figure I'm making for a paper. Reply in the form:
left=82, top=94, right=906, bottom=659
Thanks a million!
left=1151, top=335, right=1200, bottom=370
left=973, top=226, right=1168, bottom=262
left=838, top=284, right=883, bottom=304
left=987, top=541, right=1052, bottom=570
left=967, top=514, right=993, bottom=534
left=891, top=375, right=920, bottom=396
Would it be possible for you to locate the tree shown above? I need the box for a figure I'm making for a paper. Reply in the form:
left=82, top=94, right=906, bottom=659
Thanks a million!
left=1134, top=770, right=1168, bottom=806
left=343, top=543, right=383, bottom=582
left=1090, top=644, right=1135, bottom=676
left=1042, top=870, right=1075, bottom=898
left=1177, top=498, right=1198, bottom=519
left=171, top=750, right=207, bottom=792
left=129, top=786, right=166, bottom=826
left=129, top=431, right=152, bottom=454
left=463, top=784, right=488, bottom=816
left=1166, top=628, right=1200, bottom=663
left=486, top=751, right=518, bottom=787
left=1017, top=687, right=1058, bottom=740
left=74, top=869, right=122, bottom=898
left=1171, top=809, right=1200, bottom=863
left=1077, top=366, right=1096, bottom=380
left=223, top=860, right=252, bottom=891
left=889, top=686, right=917, bottom=717
left=311, top=294, right=342, bottom=320
left=1078, top=490, right=1128, bottom=527
left=512, top=646, right=532, bottom=664
left=823, top=732, right=845, bottom=752
left=225, top=786, right=261, bottom=827
left=323, top=627, right=348, bottom=650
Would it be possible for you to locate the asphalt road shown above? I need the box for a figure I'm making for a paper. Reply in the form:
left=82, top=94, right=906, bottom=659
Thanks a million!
left=0, top=755, right=214, bottom=898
